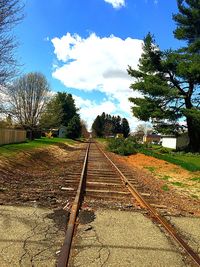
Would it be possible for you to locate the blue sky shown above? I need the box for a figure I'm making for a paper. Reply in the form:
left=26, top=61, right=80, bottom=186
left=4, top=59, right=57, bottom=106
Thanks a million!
left=15, top=0, right=181, bottom=130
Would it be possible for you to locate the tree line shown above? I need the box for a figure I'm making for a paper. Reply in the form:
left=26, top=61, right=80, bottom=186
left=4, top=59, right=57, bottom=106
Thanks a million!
left=92, top=112, right=130, bottom=138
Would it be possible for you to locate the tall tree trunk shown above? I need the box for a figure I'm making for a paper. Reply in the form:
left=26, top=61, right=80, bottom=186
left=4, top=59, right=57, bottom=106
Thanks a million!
left=186, top=116, right=200, bottom=152
left=185, top=97, right=200, bottom=152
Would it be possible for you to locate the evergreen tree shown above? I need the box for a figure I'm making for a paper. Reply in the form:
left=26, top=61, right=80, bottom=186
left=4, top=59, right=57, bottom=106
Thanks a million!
left=128, top=0, right=200, bottom=152
left=66, top=115, right=82, bottom=139
left=92, top=113, right=130, bottom=137
left=112, top=115, right=122, bottom=134
left=121, top=118, right=130, bottom=138
left=40, top=92, right=78, bottom=129
left=92, top=115, right=104, bottom=137
left=173, top=0, right=200, bottom=52
left=57, top=92, right=77, bottom=126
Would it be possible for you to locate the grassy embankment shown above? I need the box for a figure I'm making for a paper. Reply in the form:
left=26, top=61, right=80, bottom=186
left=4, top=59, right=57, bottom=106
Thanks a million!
left=140, top=146, right=200, bottom=172
left=106, top=138, right=200, bottom=198
left=0, top=137, right=76, bottom=157
left=105, top=137, right=200, bottom=172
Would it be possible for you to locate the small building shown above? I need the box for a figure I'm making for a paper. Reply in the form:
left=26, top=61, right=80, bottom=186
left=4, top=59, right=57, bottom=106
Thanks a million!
left=161, top=133, right=189, bottom=150
left=58, top=126, right=67, bottom=138
left=143, top=134, right=161, bottom=144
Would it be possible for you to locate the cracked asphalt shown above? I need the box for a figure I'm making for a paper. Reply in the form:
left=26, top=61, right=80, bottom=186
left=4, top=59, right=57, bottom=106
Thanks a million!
left=70, top=209, right=200, bottom=267
left=0, top=205, right=65, bottom=267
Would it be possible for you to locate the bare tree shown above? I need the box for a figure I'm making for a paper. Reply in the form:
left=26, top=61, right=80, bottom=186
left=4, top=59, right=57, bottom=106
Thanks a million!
left=135, top=123, right=152, bottom=135
left=0, top=0, right=24, bottom=85
left=5, top=72, right=50, bottom=129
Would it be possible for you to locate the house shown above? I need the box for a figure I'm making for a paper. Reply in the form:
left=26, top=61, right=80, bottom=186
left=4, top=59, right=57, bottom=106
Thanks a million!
left=161, top=133, right=189, bottom=150
left=143, top=134, right=161, bottom=144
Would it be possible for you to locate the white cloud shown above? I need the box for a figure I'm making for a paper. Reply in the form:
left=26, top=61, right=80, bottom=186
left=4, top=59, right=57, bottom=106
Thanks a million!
left=51, top=32, right=143, bottom=130
left=52, top=33, right=143, bottom=94
left=103, top=0, right=126, bottom=9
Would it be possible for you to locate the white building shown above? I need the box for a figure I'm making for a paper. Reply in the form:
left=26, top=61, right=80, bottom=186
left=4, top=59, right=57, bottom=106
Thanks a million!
left=161, top=133, right=189, bottom=150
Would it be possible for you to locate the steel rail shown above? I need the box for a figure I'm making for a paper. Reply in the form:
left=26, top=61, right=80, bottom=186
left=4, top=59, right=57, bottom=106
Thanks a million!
left=96, top=143, right=200, bottom=266
left=57, top=142, right=90, bottom=267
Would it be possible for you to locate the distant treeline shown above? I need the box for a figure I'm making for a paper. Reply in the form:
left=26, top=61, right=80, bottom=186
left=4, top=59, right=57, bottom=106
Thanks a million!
left=92, top=112, right=130, bottom=138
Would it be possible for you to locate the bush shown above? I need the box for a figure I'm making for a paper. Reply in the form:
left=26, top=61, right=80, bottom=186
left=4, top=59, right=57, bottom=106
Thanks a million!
left=107, top=137, right=140, bottom=156
left=158, top=147, right=170, bottom=154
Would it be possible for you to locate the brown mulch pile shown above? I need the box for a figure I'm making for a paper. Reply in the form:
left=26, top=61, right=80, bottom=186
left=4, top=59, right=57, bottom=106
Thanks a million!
left=109, top=152, right=200, bottom=217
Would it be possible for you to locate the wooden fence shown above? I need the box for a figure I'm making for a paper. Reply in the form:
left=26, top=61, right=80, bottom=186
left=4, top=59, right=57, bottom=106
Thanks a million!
left=0, top=128, right=26, bottom=145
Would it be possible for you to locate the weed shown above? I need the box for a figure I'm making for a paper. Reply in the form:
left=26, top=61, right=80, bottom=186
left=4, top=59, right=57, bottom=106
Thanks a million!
left=171, top=181, right=184, bottom=187
left=191, top=194, right=198, bottom=199
left=144, top=166, right=156, bottom=173
left=190, top=177, right=200, bottom=182
left=158, top=147, right=170, bottom=154
left=161, top=175, right=171, bottom=181
left=162, top=184, right=170, bottom=191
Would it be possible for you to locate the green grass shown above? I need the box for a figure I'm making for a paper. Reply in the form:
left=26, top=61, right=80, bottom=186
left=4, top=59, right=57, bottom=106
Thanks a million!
left=0, top=137, right=76, bottom=157
left=144, top=166, right=156, bottom=173
left=139, top=148, right=200, bottom=172
left=190, top=177, right=200, bottom=182
left=162, top=184, right=170, bottom=191
left=171, top=181, right=185, bottom=187
left=95, top=137, right=108, bottom=143
left=161, top=175, right=171, bottom=181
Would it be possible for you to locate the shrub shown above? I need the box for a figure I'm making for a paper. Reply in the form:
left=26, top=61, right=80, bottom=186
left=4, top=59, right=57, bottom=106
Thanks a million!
left=158, top=147, right=170, bottom=154
left=107, top=137, right=139, bottom=156
left=45, top=131, right=53, bottom=138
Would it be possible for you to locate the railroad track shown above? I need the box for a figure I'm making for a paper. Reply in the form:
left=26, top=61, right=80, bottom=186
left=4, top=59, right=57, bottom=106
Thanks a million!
left=57, top=141, right=200, bottom=267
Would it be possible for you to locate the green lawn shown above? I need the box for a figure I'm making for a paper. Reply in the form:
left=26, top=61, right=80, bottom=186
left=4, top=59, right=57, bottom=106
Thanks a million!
left=0, top=137, right=76, bottom=157
left=140, top=147, right=200, bottom=172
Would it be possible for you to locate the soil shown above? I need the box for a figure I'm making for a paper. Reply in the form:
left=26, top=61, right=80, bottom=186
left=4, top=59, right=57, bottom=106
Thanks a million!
left=125, top=153, right=200, bottom=199
left=109, top=151, right=200, bottom=216
left=0, top=142, right=199, bottom=217
left=0, top=142, right=86, bottom=209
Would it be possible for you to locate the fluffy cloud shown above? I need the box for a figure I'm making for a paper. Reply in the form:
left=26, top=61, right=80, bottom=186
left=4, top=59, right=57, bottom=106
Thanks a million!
left=103, top=0, right=126, bottom=9
left=52, top=33, right=143, bottom=94
left=51, top=33, right=143, bottom=130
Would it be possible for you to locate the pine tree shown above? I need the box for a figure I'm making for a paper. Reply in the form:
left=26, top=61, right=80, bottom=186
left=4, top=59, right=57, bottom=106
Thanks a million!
left=128, top=0, right=200, bottom=152
left=92, top=115, right=104, bottom=137
left=121, top=118, right=130, bottom=138
left=173, top=0, right=200, bottom=52
left=66, top=115, right=82, bottom=139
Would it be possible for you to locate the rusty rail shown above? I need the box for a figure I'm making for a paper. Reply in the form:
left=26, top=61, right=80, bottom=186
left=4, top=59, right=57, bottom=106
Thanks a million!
left=57, top=142, right=90, bottom=267
left=96, top=143, right=200, bottom=267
